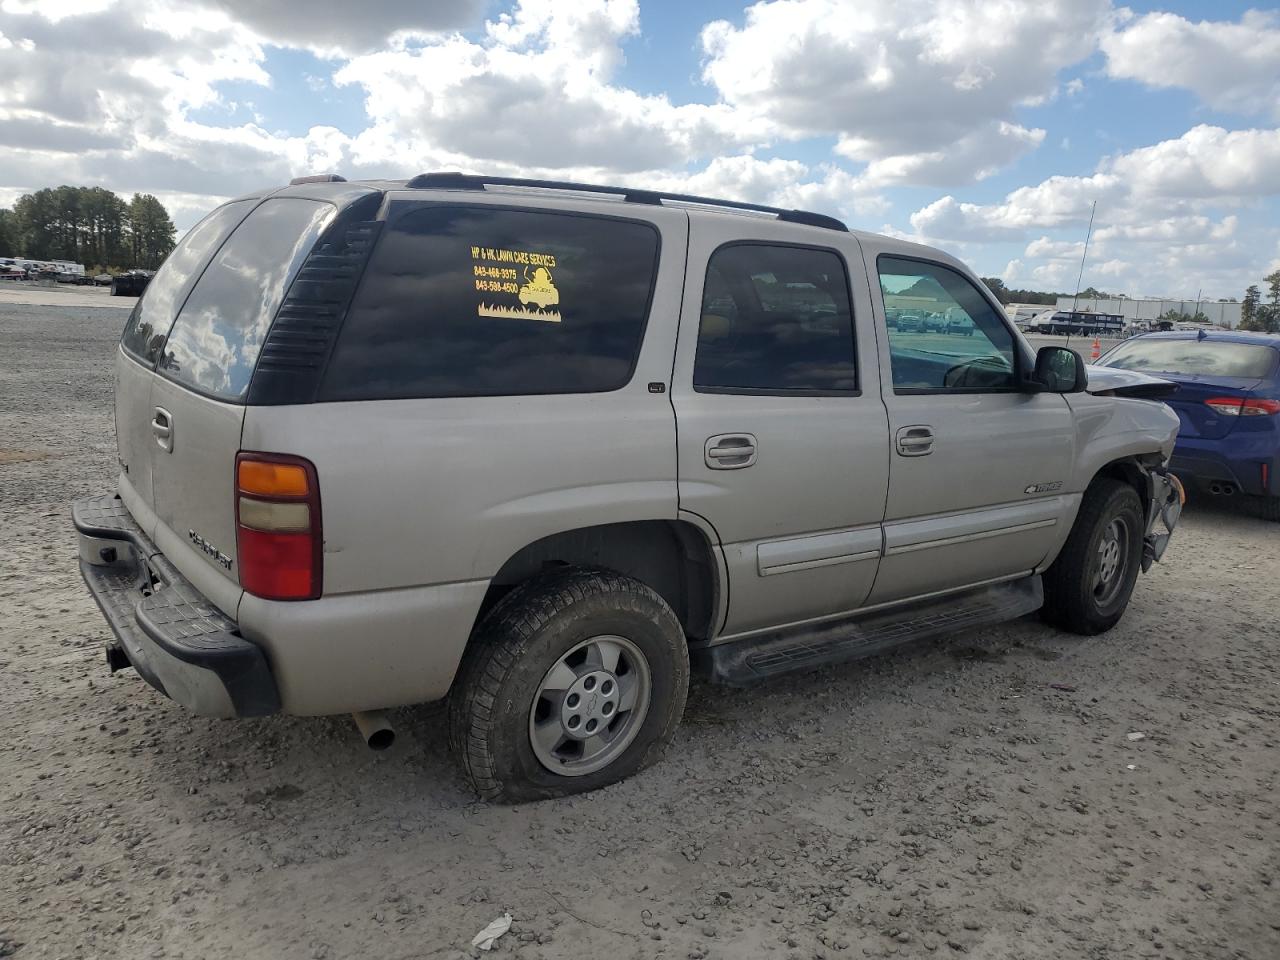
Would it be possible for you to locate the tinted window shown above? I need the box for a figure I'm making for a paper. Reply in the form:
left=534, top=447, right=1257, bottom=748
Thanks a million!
left=1100, top=339, right=1277, bottom=379
left=694, top=244, right=856, bottom=392
left=158, top=199, right=334, bottom=400
left=879, top=256, right=1016, bottom=391
left=320, top=206, right=659, bottom=400
left=120, top=200, right=253, bottom=363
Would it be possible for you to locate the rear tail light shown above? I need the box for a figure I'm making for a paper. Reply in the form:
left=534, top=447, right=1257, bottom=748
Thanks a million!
left=235, top=452, right=322, bottom=600
left=1205, top=396, right=1280, bottom=417
left=1203, top=399, right=1274, bottom=417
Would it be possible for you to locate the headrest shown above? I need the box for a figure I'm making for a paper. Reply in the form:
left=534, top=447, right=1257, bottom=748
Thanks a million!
left=701, top=313, right=731, bottom=340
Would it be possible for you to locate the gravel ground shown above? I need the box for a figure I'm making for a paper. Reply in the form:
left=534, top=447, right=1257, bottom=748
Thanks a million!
left=2, top=303, right=1278, bottom=960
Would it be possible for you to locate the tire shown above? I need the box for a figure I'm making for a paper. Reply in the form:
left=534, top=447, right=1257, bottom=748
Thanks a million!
left=448, top=567, right=690, bottom=802
left=1042, top=478, right=1145, bottom=635
left=1249, top=495, right=1280, bottom=522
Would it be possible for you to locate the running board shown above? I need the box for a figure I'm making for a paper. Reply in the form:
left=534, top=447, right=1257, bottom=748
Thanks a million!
left=696, top=576, right=1043, bottom=686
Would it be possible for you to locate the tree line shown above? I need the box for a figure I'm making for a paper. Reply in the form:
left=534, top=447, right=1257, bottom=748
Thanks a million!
left=0, top=186, right=177, bottom=271
left=978, top=278, right=1120, bottom=306
left=1240, top=272, right=1280, bottom=333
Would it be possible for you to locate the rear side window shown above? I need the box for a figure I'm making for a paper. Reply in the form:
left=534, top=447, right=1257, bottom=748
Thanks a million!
left=158, top=199, right=335, bottom=401
left=694, top=243, right=857, bottom=392
left=120, top=200, right=253, bottom=363
left=319, top=206, right=660, bottom=400
left=1101, top=339, right=1278, bottom=379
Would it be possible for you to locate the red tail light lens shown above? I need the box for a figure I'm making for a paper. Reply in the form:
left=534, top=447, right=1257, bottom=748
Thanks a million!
left=235, top=452, right=322, bottom=600
left=1205, top=397, right=1280, bottom=417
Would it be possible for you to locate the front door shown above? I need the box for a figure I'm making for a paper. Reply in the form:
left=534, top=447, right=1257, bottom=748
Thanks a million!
left=671, top=218, right=890, bottom=638
left=865, top=250, right=1076, bottom=604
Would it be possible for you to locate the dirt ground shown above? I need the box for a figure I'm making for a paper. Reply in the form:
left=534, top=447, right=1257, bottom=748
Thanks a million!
left=2, top=302, right=1278, bottom=960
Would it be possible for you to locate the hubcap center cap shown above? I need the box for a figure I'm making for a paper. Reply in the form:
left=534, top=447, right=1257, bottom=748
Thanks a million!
left=560, top=670, right=619, bottom=739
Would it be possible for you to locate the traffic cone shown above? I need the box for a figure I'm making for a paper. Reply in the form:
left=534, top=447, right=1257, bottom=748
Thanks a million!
left=1091, top=337, right=1101, bottom=361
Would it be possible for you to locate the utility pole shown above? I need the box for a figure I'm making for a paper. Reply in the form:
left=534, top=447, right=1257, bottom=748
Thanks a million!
left=1072, top=200, right=1097, bottom=313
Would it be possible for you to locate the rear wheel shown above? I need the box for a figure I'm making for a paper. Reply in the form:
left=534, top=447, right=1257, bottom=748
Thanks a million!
left=1042, top=478, right=1145, bottom=635
left=448, top=567, right=689, bottom=802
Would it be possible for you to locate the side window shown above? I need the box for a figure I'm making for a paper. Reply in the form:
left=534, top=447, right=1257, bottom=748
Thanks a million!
left=694, top=244, right=856, bottom=392
left=878, top=256, right=1017, bottom=392
left=120, top=200, right=253, bottom=364
left=319, top=206, right=660, bottom=400
left=158, top=199, right=335, bottom=400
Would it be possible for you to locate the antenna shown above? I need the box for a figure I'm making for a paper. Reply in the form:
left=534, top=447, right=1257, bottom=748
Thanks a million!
left=1072, top=200, right=1097, bottom=312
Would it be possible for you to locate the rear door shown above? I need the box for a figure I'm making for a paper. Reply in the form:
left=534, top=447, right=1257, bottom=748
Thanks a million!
left=671, top=216, right=889, bottom=637
left=114, top=200, right=256, bottom=523
left=149, top=198, right=336, bottom=611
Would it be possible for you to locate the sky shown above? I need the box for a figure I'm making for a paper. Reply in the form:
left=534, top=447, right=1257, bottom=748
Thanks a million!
left=1, top=0, right=1278, bottom=300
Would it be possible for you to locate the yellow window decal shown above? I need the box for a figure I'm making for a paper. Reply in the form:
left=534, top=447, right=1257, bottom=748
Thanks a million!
left=471, top=246, right=562, bottom=323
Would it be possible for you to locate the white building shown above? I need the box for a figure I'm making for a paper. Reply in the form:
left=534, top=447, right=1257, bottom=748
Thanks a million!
left=1055, top=296, right=1241, bottom=329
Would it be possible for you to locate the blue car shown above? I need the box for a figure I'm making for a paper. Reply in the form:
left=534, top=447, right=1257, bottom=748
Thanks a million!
left=1097, top=331, right=1280, bottom=521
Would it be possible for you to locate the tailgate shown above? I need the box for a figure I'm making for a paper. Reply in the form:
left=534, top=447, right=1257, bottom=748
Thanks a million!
left=140, top=198, right=338, bottom=607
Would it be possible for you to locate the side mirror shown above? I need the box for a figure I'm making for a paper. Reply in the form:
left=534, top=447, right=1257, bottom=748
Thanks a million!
left=1032, top=346, right=1088, bottom=393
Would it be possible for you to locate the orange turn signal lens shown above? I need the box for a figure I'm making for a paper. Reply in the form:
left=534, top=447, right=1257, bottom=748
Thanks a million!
left=238, top=459, right=309, bottom=497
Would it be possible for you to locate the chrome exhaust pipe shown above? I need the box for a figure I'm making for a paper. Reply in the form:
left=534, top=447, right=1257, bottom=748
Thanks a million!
left=1221, top=484, right=1235, bottom=497
left=1208, top=483, right=1222, bottom=495
left=352, top=710, right=395, bottom=750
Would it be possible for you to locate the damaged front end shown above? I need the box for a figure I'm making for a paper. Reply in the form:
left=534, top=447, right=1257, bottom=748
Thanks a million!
left=1142, top=467, right=1184, bottom=571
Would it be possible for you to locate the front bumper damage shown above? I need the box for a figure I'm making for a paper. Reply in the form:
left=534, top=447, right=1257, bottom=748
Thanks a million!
left=1142, top=468, right=1183, bottom=571
left=72, top=495, right=280, bottom=718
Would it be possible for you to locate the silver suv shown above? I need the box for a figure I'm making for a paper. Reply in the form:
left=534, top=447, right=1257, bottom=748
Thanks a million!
left=74, top=173, right=1183, bottom=801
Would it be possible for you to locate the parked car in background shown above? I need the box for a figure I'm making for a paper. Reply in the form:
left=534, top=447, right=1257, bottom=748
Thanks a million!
left=946, top=316, right=975, bottom=336
left=1097, top=331, right=1280, bottom=520
left=94, top=274, right=114, bottom=286
left=73, top=173, right=1182, bottom=802
left=110, top=271, right=152, bottom=297
left=896, top=313, right=921, bottom=332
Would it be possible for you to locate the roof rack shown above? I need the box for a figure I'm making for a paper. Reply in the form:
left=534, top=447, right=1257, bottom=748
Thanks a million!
left=402, top=172, right=848, bottom=232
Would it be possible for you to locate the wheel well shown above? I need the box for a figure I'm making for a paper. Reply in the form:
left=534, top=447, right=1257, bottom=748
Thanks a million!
left=1094, top=456, right=1154, bottom=504
left=476, top=521, right=720, bottom=643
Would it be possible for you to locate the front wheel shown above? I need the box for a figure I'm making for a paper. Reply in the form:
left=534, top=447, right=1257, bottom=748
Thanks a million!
left=1042, top=478, right=1145, bottom=635
left=448, top=568, right=689, bottom=802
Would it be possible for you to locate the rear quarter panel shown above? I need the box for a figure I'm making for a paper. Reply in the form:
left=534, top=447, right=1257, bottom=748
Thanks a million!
left=240, top=203, right=689, bottom=597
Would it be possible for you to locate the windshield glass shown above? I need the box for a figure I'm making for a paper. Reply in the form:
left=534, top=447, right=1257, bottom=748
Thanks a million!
left=1101, top=339, right=1277, bottom=379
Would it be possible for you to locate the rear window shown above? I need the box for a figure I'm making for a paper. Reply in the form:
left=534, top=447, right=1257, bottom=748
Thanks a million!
left=1101, top=339, right=1278, bottom=379
left=318, top=205, right=660, bottom=400
left=120, top=200, right=252, bottom=363
left=158, top=199, right=335, bottom=401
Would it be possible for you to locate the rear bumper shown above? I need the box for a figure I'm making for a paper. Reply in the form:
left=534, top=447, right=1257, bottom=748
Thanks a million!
left=73, top=496, right=280, bottom=718
left=1170, top=435, right=1276, bottom=497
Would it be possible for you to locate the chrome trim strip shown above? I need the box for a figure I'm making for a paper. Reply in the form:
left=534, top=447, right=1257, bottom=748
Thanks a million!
left=884, top=518, right=1057, bottom=556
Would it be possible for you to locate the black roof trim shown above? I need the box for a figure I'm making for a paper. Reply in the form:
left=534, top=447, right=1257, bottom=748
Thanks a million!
left=290, top=174, right=347, bottom=185
left=402, top=172, right=848, bottom=232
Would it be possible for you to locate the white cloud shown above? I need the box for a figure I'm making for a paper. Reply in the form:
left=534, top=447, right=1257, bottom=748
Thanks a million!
left=911, top=126, right=1280, bottom=242
left=1102, top=9, right=1280, bottom=118
left=850, top=121, right=1045, bottom=188
left=700, top=0, right=1108, bottom=183
left=202, top=0, right=485, bottom=54
left=336, top=0, right=768, bottom=176
left=909, top=125, right=1280, bottom=297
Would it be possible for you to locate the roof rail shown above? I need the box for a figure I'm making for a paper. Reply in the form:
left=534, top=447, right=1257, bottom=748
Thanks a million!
left=290, top=174, right=347, bottom=185
left=402, top=172, right=848, bottom=232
